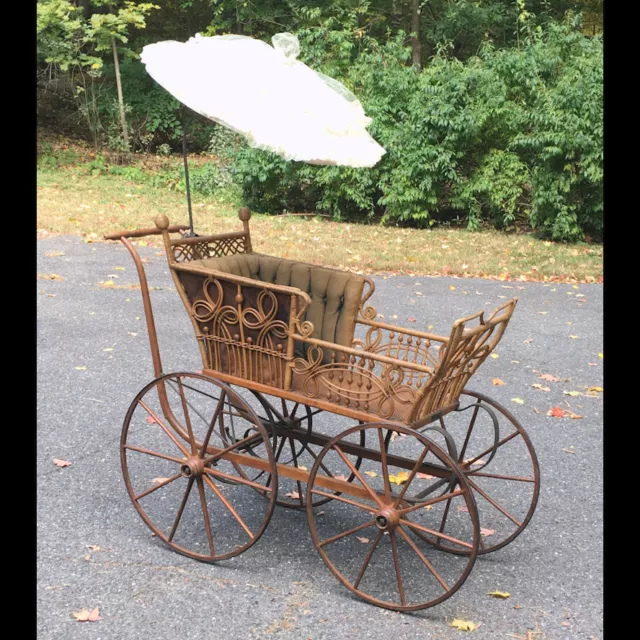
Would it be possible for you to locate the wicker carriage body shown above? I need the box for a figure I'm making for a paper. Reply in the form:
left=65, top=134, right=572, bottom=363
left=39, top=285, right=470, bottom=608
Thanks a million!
left=158, top=212, right=517, bottom=428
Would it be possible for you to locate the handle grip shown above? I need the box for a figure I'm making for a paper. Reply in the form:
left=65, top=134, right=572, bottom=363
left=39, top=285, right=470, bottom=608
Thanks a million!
left=104, top=224, right=189, bottom=241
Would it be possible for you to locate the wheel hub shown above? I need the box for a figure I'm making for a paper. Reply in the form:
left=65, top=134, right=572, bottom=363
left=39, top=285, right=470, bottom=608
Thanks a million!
left=375, top=506, right=400, bottom=531
left=180, top=456, right=205, bottom=478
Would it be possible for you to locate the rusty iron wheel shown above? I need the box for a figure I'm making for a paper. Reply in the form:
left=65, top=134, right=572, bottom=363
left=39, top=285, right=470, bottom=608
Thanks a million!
left=411, top=390, right=540, bottom=556
left=121, top=372, right=277, bottom=562
left=306, top=422, right=480, bottom=611
left=243, top=393, right=366, bottom=509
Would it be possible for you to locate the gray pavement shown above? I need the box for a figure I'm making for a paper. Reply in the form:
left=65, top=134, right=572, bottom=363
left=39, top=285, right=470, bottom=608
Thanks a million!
left=37, top=235, right=603, bottom=639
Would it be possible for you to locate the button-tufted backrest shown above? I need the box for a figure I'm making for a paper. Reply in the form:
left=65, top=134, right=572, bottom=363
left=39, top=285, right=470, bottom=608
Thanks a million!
left=191, top=254, right=365, bottom=360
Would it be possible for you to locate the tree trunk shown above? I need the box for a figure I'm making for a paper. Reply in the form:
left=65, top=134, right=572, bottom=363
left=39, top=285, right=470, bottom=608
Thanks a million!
left=111, top=37, right=129, bottom=148
left=411, top=0, right=422, bottom=68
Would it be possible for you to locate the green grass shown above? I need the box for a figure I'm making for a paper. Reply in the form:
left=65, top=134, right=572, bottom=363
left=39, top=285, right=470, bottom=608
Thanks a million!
left=37, top=163, right=603, bottom=283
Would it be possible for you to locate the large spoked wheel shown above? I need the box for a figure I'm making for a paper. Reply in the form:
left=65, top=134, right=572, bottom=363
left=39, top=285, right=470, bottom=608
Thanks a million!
left=121, top=372, right=277, bottom=562
left=306, top=423, right=480, bottom=612
left=247, top=394, right=366, bottom=509
left=413, top=390, right=540, bottom=555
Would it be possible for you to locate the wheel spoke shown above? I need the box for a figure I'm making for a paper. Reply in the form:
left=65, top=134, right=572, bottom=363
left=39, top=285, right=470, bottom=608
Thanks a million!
left=467, top=477, right=522, bottom=526
left=398, top=488, right=466, bottom=515
left=399, top=518, right=474, bottom=550
left=168, top=477, right=194, bottom=542
left=196, top=476, right=215, bottom=558
left=304, top=444, right=336, bottom=479
left=134, top=472, right=182, bottom=501
left=266, top=435, right=288, bottom=489
left=202, top=432, right=264, bottom=466
left=377, top=428, right=391, bottom=500
left=203, top=475, right=254, bottom=540
left=281, top=397, right=288, bottom=418
left=289, top=402, right=300, bottom=420
left=177, top=378, right=197, bottom=454
left=390, top=530, right=406, bottom=606
left=468, top=471, right=535, bottom=483
left=353, top=529, right=384, bottom=589
left=333, top=445, right=383, bottom=507
left=463, top=430, right=520, bottom=468
left=288, top=437, right=304, bottom=506
left=318, top=520, right=376, bottom=548
left=397, top=526, right=450, bottom=592
left=124, top=444, right=185, bottom=465
left=139, top=400, right=190, bottom=457
left=457, top=404, right=480, bottom=463
left=200, top=391, right=226, bottom=455
left=204, top=467, right=274, bottom=493
left=310, top=489, right=377, bottom=514
left=392, top=445, right=430, bottom=508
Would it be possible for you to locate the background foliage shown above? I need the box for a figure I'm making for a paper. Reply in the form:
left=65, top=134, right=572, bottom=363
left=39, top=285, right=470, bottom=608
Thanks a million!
left=37, top=0, right=603, bottom=241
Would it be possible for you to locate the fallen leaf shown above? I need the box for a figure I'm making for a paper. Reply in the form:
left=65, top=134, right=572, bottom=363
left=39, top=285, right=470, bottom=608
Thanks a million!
left=569, top=335, right=580, bottom=339
left=450, top=619, right=479, bottom=631
left=480, top=528, right=495, bottom=537
left=74, top=366, right=87, bottom=371
left=38, top=273, right=64, bottom=281
left=114, top=266, right=126, bottom=271
left=492, top=378, right=505, bottom=386
left=152, top=477, right=171, bottom=484
left=566, top=411, right=584, bottom=420
left=563, top=391, right=582, bottom=397
left=587, top=386, right=603, bottom=393
left=588, top=363, right=598, bottom=367
left=539, top=374, right=560, bottom=382
left=533, top=407, right=539, bottom=415
left=449, top=285, right=456, bottom=291
left=335, top=474, right=349, bottom=482
left=356, top=536, right=370, bottom=544
left=53, top=458, right=72, bottom=468
left=407, top=317, right=416, bottom=323
left=389, top=471, right=410, bottom=485
left=532, top=384, right=550, bottom=392
left=86, top=545, right=102, bottom=552
left=537, top=311, right=548, bottom=315
left=598, top=352, right=603, bottom=359
left=364, top=470, right=378, bottom=478
left=73, top=607, right=101, bottom=622
left=44, top=250, right=65, bottom=257
left=100, top=280, right=116, bottom=288
left=490, top=353, right=499, bottom=359
left=417, top=472, right=435, bottom=480
left=464, top=458, right=486, bottom=466
left=548, top=406, right=565, bottom=418
left=523, top=338, right=533, bottom=344
left=128, top=332, right=138, bottom=337
left=457, top=505, right=469, bottom=513
left=103, top=347, right=114, bottom=352
left=297, top=465, right=308, bottom=472
left=145, top=415, right=157, bottom=424
left=511, top=398, right=525, bottom=404
left=562, top=448, right=575, bottom=454
left=488, top=590, right=510, bottom=599
left=423, top=505, right=433, bottom=511
left=511, top=360, right=520, bottom=364
left=285, top=491, right=300, bottom=499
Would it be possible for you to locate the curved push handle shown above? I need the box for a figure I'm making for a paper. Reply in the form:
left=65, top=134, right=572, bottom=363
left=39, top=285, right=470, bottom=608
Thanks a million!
left=104, top=224, right=189, bottom=241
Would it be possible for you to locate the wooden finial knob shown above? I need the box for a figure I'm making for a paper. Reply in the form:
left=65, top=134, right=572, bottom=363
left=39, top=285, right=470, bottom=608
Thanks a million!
left=155, top=214, right=170, bottom=230
left=238, top=207, right=251, bottom=222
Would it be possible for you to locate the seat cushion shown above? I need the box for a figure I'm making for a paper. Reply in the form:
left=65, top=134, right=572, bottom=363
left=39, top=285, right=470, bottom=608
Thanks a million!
left=191, top=254, right=364, bottom=354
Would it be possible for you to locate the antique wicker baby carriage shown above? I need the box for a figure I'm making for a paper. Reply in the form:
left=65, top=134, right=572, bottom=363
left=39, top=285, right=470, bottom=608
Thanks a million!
left=106, top=209, right=540, bottom=612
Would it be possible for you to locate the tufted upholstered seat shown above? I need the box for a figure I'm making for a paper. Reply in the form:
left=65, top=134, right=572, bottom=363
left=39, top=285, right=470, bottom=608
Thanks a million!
left=190, top=253, right=365, bottom=358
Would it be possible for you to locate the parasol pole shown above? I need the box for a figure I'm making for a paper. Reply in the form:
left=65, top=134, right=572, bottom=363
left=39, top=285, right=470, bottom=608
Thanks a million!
left=181, top=108, right=196, bottom=237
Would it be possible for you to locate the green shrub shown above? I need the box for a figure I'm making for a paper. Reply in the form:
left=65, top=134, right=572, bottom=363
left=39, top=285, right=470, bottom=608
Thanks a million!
left=232, top=16, right=603, bottom=241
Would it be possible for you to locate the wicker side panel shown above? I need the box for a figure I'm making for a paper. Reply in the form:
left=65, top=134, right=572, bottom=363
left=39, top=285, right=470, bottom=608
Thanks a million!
left=173, top=235, right=247, bottom=263
left=175, top=270, right=292, bottom=388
